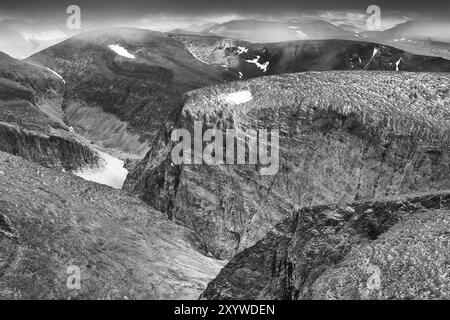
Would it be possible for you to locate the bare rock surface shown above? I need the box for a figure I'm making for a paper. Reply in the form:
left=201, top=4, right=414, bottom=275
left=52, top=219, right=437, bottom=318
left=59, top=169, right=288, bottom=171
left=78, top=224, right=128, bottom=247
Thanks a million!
left=125, top=71, right=450, bottom=259
left=0, top=51, right=99, bottom=170
left=201, top=192, right=450, bottom=300
left=170, top=35, right=450, bottom=79
left=0, top=151, right=225, bottom=299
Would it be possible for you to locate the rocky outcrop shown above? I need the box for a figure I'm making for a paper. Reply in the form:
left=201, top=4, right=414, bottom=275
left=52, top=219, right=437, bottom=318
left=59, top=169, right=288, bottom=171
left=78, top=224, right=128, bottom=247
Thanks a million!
left=0, top=151, right=225, bottom=299
left=125, top=72, right=450, bottom=259
left=0, top=121, right=98, bottom=170
left=169, top=33, right=249, bottom=67
left=201, top=191, right=450, bottom=300
left=0, top=52, right=99, bottom=170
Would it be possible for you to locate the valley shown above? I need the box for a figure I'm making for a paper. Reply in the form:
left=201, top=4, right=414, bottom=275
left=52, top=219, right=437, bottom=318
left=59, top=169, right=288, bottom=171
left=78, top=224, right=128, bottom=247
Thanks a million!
left=0, top=21, right=449, bottom=301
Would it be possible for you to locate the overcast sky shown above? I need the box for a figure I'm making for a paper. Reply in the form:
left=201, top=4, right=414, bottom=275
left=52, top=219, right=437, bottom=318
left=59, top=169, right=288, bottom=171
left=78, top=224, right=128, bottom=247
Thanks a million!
left=1, top=0, right=449, bottom=19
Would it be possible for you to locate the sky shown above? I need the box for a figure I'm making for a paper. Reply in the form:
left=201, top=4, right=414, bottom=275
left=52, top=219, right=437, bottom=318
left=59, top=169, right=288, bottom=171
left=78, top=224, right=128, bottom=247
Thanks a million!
left=1, top=0, right=449, bottom=18
left=0, top=0, right=449, bottom=33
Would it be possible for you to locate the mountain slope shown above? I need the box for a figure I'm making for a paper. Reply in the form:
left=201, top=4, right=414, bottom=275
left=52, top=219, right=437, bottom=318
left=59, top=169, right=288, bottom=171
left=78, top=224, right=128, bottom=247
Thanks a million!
left=0, top=150, right=225, bottom=299
left=201, top=191, right=450, bottom=300
left=124, top=71, right=450, bottom=259
left=172, top=35, right=450, bottom=80
left=27, top=28, right=238, bottom=159
left=0, top=52, right=98, bottom=170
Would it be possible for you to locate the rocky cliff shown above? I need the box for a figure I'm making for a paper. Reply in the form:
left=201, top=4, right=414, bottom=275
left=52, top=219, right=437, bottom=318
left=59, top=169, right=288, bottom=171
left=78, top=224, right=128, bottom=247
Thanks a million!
left=0, top=150, right=225, bottom=299
left=201, top=191, right=450, bottom=299
left=0, top=52, right=99, bottom=170
left=171, top=35, right=450, bottom=79
left=125, top=71, right=450, bottom=259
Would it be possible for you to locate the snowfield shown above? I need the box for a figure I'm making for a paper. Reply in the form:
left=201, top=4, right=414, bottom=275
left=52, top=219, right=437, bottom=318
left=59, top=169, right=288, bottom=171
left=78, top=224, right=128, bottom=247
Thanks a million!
left=74, top=149, right=128, bottom=189
left=245, top=56, right=270, bottom=72
left=221, top=90, right=253, bottom=105
left=108, top=44, right=136, bottom=59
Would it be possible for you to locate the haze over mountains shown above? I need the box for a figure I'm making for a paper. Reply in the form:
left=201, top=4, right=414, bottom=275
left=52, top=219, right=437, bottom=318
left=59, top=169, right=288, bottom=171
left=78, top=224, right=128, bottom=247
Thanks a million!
left=0, top=19, right=76, bottom=59
left=1, top=4, right=450, bottom=300
left=1, top=13, right=450, bottom=59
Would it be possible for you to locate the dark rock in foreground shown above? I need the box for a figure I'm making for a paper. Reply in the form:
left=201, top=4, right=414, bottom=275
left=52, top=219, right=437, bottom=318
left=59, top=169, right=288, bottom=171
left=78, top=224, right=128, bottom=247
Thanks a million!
left=201, top=192, right=450, bottom=300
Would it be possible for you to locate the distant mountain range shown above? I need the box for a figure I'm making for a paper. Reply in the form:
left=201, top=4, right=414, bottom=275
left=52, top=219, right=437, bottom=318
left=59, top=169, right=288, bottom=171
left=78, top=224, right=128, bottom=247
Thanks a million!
left=362, top=19, right=450, bottom=43
left=188, top=19, right=356, bottom=43
left=170, top=18, right=450, bottom=60
left=2, top=17, right=449, bottom=60
left=0, top=19, right=78, bottom=59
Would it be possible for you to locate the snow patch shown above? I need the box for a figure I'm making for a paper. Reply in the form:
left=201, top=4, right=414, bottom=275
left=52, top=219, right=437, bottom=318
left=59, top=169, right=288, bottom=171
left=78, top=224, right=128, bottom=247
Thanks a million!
left=108, top=44, right=135, bottom=59
left=221, top=90, right=252, bottom=105
left=245, top=55, right=269, bottom=72
left=364, top=48, right=379, bottom=69
left=74, top=150, right=128, bottom=189
left=372, top=48, right=378, bottom=58
left=395, top=57, right=402, bottom=72
left=45, top=67, right=65, bottom=84
left=237, top=46, right=248, bottom=54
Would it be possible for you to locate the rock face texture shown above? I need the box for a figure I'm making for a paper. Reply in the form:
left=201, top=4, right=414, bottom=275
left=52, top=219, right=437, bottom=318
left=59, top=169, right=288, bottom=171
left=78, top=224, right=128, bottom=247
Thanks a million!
left=125, top=72, right=450, bottom=259
left=27, top=28, right=238, bottom=158
left=201, top=192, right=450, bottom=300
left=170, top=35, right=450, bottom=79
left=0, top=151, right=225, bottom=299
left=0, top=52, right=99, bottom=170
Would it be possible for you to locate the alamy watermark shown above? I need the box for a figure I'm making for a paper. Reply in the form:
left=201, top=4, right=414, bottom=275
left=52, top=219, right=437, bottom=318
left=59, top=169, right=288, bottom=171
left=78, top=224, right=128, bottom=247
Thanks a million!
left=171, top=121, right=280, bottom=176
left=66, top=265, right=81, bottom=290
left=366, top=5, right=382, bottom=30
left=366, top=264, right=382, bottom=291
left=66, top=5, right=82, bottom=30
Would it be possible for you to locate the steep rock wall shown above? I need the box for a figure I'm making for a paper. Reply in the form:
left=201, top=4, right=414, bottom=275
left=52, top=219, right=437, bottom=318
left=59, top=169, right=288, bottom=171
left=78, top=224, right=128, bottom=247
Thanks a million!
left=201, top=192, right=450, bottom=299
left=125, top=72, right=450, bottom=259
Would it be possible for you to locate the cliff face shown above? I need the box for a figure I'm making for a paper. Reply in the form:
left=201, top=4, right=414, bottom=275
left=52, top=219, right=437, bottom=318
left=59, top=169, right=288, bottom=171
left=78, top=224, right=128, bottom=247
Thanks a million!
left=169, top=35, right=450, bottom=79
left=0, top=121, right=98, bottom=170
left=0, top=52, right=99, bottom=170
left=0, top=151, right=225, bottom=299
left=125, top=72, right=450, bottom=259
left=201, top=192, right=450, bottom=300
